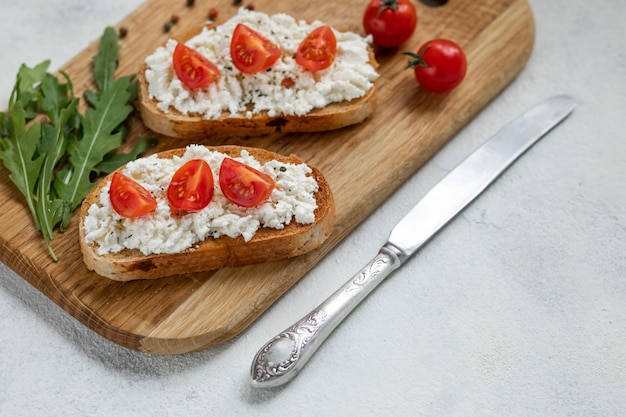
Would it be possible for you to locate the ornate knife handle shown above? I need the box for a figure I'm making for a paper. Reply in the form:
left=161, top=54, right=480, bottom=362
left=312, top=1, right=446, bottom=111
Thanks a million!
left=250, top=245, right=403, bottom=388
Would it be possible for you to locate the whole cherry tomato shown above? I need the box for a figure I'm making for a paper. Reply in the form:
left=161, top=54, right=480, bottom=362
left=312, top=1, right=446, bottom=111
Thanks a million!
left=109, top=172, right=157, bottom=219
left=404, top=39, right=467, bottom=93
left=172, top=43, right=220, bottom=90
left=363, top=0, right=418, bottom=48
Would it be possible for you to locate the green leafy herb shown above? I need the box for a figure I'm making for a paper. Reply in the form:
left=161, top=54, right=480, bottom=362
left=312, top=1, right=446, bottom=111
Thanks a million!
left=0, top=102, right=45, bottom=232
left=0, top=26, right=155, bottom=261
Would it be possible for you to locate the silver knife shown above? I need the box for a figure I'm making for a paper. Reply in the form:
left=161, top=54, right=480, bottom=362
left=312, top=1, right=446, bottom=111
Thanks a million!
left=250, top=94, right=576, bottom=388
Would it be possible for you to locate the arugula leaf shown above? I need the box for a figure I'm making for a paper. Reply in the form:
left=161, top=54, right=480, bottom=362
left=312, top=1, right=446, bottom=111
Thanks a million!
left=39, top=71, right=76, bottom=125
left=0, top=102, right=45, bottom=230
left=85, top=26, right=123, bottom=108
left=10, top=60, right=51, bottom=120
left=36, top=99, right=79, bottom=254
left=0, top=26, right=156, bottom=260
left=93, top=27, right=121, bottom=95
left=54, top=75, right=135, bottom=230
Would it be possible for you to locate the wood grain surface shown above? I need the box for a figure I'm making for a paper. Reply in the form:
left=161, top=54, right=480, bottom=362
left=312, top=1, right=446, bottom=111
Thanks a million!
left=0, top=0, right=535, bottom=354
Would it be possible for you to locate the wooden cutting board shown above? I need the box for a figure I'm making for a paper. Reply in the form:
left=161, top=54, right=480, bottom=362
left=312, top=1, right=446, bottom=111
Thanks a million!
left=0, top=0, right=534, bottom=354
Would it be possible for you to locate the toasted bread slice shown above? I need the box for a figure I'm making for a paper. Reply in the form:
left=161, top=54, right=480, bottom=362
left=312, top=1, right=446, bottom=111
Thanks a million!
left=137, top=73, right=377, bottom=139
left=136, top=11, right=379, bottom=139
left=79, top=145, right=335, bottom=281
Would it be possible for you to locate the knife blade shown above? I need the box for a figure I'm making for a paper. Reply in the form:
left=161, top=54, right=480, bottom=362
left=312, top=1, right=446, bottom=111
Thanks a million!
left=250, top=94, right=576, bottom=388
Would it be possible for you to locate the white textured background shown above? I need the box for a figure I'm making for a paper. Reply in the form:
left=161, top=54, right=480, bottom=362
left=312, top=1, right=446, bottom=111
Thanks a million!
left=1, top=0, right=625, bottom=416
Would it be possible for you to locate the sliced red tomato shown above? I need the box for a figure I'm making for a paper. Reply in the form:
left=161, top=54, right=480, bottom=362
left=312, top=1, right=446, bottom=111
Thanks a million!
left=172, top=43, right=220, bottom=90
left=109, top=172, right=157, bottom=219
left=230, top=23, right=281, bottom=74
left=219, top=158, right=275, bottom=208
left=167, top=160, right=214, bottom=212
left=295, top=25, right=337, bottom=71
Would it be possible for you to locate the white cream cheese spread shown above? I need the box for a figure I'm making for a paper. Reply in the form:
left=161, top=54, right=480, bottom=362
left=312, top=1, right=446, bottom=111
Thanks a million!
left=144, top=8, right=378, bottom=119
left=83, top=145, right=319, bottom=256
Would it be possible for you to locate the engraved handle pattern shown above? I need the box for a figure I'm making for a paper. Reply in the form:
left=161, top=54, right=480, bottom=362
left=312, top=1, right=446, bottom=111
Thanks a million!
left=251, top=245, right=402, bottom=388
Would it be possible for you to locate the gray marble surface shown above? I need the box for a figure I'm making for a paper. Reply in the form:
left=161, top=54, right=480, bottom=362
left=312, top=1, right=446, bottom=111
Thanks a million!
left=1, top=1, right=625, bottom=416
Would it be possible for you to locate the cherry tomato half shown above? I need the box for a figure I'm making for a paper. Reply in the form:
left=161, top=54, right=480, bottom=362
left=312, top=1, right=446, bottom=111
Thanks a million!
left=363, top=0, right=418, bottom=48
left=219, top=158, right=275, bottom=208
left=230, top=23, right=281, bottom=74
left=404, top=39, right=467, bottom=93
left=295, top=25, right=337, bottom=71
left=172, top=43, right=220, bottom=90
left=109, top=172, right=158, bottom=219
left=167, top=160, right=214, bottom=212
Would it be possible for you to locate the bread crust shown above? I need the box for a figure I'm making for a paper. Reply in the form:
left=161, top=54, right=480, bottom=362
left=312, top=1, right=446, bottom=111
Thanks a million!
left=136, top=23, right=378, bottom=139
left=79, top=145, right=335, bottom=281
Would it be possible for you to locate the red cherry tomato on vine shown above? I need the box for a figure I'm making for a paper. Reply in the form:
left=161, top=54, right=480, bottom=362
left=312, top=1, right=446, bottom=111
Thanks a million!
left=363, top=0, right=418, bottom=48
left=404, top=39, right=467, bottom=93
left=172, top=43, right=220, bottom=90
left=296, top=25, right=337, bottom=71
